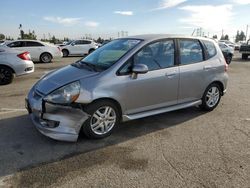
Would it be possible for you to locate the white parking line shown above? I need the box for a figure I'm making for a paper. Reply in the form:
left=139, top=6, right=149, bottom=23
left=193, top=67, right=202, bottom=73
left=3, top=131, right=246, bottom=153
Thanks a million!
left=0, top=108, right=26, bottom=115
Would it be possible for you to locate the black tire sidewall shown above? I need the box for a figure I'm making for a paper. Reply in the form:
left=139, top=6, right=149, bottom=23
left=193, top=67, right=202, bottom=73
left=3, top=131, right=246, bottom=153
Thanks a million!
left=200, top=83, right=222, bottom=111
left=40, top=53, right=52, bottom=63
left=62, top=49, right=69, bottom=57
left=82, top=100, right=120, bottom=139
left=0, top=66, right=14, bottom=85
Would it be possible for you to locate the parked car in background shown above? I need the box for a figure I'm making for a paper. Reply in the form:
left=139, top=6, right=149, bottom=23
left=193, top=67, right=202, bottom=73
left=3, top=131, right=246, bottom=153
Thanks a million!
left=26, top=34, right=228, bottom=142
left=60, top=39, right=98, bottom=57
left=0, top=40, right=5, bottom=44
left=219, top=40, right=236, bottom=49
left=239, top=39, right=250, bottom=60
left=0, top=46, right=34, bottom=85
left=2, top=40, right=62, bottom=63
left=218, top=42, right=234, bottom=64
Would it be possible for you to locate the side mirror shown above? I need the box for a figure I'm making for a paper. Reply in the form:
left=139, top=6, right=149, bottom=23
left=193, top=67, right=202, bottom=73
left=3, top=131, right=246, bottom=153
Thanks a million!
left=131, top=64, right=148, bottom=79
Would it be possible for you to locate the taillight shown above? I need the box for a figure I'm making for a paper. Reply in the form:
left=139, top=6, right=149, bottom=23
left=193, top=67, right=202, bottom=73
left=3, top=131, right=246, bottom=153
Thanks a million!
left=18, top=52, right=31, bottom=60
left=224, top=59, right=228, bottom=72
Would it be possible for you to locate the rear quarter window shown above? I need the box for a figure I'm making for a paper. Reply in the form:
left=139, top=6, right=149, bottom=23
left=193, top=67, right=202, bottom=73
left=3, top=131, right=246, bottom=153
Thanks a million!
left=203, top=40, right=217, bottom=59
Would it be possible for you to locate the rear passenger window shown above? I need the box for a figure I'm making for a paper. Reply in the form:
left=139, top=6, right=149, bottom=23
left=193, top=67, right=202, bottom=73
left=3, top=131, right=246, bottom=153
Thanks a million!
left=203, top=40, right=217, bottom=58
left=25, top=41, right=44, bottom=47
left=179, top=39, right=203, bottom=65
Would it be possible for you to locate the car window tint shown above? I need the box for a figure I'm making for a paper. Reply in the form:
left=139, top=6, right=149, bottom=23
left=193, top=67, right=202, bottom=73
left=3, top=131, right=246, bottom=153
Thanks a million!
left=179, top=39, right=203, bottom=65
left=25, top=41, right=44, bottom=47
left=134, top=40, right=175, bottom=71
left=203, top=40, right=217, bottom=59
left=7, top=41, right=23, bottom=48
left=82, top=40, right=91, bottom=44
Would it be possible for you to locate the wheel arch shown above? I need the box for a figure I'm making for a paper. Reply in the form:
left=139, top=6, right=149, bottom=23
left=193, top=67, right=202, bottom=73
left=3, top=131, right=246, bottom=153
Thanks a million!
left=88, top=48, right=95, bottom=54
left=209, top=81, right=225, bottom=95
left=83, top=97, right=123, bottom=119
left=0, top=64, right=15, bottom=74
left=40, top=52, right=53, bottom=60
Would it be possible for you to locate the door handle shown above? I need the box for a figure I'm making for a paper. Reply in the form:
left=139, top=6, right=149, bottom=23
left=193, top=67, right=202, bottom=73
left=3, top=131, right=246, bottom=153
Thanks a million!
left=165, top=71, right=177, bottom=77
left=203, top=65, right=214, bottom=70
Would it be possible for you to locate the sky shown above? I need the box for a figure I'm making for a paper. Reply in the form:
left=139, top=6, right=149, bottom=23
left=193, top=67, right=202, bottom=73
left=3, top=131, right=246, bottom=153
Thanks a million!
left=0, top=0, right=250, bottom=41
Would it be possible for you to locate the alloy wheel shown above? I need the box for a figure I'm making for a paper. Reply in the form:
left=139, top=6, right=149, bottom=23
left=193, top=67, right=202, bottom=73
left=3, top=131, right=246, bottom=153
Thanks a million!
left=90, top=106, right=116, bottom=135
left=206, top=86, right=220, bottom=108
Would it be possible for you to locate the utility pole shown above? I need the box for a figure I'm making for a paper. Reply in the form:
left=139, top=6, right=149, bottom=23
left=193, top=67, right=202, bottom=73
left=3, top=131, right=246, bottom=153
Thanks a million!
left=246, top=24, right=249, bottom=41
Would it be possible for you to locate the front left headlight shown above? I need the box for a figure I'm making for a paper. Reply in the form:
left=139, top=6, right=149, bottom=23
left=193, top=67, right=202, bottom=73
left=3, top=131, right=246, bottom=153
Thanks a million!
left=44, top=81, right=81, bottom=104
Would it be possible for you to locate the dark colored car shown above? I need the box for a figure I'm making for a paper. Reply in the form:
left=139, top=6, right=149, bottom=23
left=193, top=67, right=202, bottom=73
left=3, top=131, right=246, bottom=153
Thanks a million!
left=239, top=39, right=250, bottom=60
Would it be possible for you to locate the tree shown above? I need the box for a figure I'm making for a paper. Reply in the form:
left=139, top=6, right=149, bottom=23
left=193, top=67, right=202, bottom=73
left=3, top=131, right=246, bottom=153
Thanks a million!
left=235, top=30, right=246, bottom=42
left=96, top=37, right=104, bottom=44
left=224, top=35, right=229, bottom=40
left=19, top=30, right=37, bottom=40
left=0, top=34, right=5, bottom=40
left=212, top=35, right=217, bottom=39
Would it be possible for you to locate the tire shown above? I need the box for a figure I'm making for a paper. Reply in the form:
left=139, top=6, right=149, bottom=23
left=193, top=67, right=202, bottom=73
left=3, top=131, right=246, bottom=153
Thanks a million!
left=40, top=53, right=52, bottom=63
left=88, top=48, right=95, bottom=54
left=0, top=66, right=14, bottom=85
left=200, top=83, right=222, bottom=111
left=242, top=54, right=248, bottom=60
left=82, top=100, right=121, bottom=139
left=62, top=49, right=69, bottom=57
left=226, top=54, right=232, bottom=64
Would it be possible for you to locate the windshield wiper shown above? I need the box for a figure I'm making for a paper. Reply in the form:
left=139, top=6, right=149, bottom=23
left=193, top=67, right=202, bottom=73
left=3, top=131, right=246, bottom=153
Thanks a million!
left=72, top=61, right=99, bottom=72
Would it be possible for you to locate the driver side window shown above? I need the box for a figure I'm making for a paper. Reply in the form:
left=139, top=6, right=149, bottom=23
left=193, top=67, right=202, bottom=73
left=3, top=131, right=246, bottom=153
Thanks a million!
left=119, top=40, right=175, bottom=74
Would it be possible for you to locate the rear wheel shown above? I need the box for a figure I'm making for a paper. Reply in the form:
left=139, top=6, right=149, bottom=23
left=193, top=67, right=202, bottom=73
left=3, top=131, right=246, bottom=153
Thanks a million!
left=242, top=54, right=248, bottom=60
left=0, top=66, right=14, bottom=85
left=40, top=53, right=52, bottom=63
left=226, top=54, right=232, bottom=64
left=62, top=49, right=69, bottom=57
left=88, top=48, right=95, bottom=54
left=82, top=100, right=120, bottom=139
left=200, top=83, right=222, bottom=111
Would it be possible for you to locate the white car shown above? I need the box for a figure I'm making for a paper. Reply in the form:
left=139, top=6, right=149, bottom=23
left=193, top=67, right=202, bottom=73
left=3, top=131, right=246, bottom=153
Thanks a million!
left=3, top=40, right=62, bottom=63
left=0, top=46, right=34, bottom=85
left=60, top=39, right=98, bottom=57
left=219, top=40, right=235, bottom=49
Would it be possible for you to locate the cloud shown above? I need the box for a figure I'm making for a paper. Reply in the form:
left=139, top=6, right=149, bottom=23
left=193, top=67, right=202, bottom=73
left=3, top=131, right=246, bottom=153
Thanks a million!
left=152, top=0, right=187, bottom=10
left=232, top=0, right=250, bottom=4
left=114, top=11, right=133, bottom=16
left=179, top=4, right=234, bottom=31
left=43, top=16, right=82, bottom=25
left=85, top=21, right=99, bottom=27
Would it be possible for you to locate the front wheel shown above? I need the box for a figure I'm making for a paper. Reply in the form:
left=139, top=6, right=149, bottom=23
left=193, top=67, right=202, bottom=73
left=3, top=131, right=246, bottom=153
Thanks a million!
left=82, top=100, right=120, bottom=139
left=200, top=83, right=222, bottom=111
left=242, top=54, right=248, bottom=60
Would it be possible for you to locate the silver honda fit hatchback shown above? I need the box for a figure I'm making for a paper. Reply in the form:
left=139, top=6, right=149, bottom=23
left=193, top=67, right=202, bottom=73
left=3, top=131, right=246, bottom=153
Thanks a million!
left=26, top=34, right=228, bottom=142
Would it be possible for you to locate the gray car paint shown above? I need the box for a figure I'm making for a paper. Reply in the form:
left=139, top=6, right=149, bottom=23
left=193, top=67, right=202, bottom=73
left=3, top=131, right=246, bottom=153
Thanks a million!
left=26, top=34, right=228, bottom=142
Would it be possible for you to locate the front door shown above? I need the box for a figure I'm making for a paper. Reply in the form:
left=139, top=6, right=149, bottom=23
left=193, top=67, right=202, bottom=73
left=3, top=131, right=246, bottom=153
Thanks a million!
left=120, top=39, right=179, bottom=115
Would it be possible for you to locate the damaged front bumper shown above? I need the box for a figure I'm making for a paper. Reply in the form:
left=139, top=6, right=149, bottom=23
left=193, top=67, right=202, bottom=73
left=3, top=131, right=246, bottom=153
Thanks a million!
left=25, top=87, right=89, bottom=142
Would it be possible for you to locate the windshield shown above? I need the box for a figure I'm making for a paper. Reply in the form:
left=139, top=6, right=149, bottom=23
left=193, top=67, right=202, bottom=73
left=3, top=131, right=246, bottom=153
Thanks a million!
left=66, top=40, right=73, bottom=45
left=74, top=39, right=141, bottom=71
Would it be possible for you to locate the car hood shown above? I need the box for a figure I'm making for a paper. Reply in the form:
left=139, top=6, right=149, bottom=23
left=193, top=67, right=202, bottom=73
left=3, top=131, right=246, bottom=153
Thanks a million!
left=35, top=65, right=98, bottom=95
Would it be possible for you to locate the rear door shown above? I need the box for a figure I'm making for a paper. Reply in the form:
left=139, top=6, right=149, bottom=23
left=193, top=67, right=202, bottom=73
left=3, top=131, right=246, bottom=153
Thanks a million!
left=177, top=39, right=208, bottom=103
left=22, top=41, right=44, bottom=61
left=78, top=40, right=91, bottom=54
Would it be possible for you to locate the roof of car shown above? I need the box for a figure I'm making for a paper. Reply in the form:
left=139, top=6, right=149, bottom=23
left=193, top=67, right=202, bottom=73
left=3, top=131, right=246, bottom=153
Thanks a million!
left=124, top=34, right=212, bottom=42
